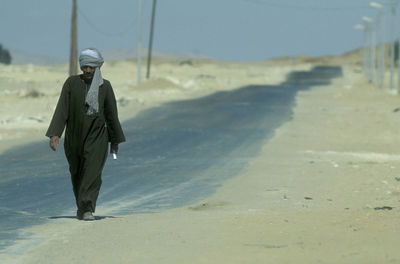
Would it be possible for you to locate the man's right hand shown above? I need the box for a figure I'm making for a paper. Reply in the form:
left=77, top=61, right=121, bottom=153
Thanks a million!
left=50, top=136, right=59, bottom=151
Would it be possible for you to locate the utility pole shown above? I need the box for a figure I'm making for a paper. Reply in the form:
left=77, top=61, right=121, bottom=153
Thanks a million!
left=137, top=0, right=143, bottom=84
left=69, top=0, right=78, bottom=76
left=363, top=17, right=375, bottom=83
left=371, top=2, right=384, bottom=88
left=363, top=24, right=369, bottom=76
left=397, top=5, right=400, bottom=94
left=371, top=21, right=377, bottom=84
left=354, top=24, right=366, bottom=74
left=146, top=0, right=157, bottom=79
left=389, top=1, right=397, bottom=91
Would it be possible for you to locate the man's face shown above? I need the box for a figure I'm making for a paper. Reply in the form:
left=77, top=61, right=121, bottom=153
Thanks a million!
left=81, top=66, right=95, bottom=81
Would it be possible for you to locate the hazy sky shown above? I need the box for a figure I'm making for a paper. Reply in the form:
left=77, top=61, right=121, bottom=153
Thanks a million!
left=0, top=0, right=392, bottom=61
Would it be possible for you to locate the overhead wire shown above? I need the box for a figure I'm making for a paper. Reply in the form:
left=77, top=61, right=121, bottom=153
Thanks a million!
left=241, top=0, right=372, bottom=11
left=77, top=6, right=137, bottom=37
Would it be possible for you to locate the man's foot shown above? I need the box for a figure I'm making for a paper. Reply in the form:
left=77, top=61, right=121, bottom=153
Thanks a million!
left=76, top=210, right=83, bottom=220
left=82, top=211, right=95, bottom=221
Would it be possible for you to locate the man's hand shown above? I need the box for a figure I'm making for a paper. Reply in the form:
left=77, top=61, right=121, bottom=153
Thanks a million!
left=110, top=143, right=119, bottom=154
left=50, top=136, right=59, bottom=151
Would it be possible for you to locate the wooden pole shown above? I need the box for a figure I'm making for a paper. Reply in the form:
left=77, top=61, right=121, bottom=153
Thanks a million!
left=146, top=0, right=157, bottom=79
left=137, top=0, right=142, bottom=84
left=69, top=0, right=78, bottom=76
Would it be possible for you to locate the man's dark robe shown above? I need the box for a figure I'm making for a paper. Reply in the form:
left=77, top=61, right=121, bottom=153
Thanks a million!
left=46, top=75, right=125, bottom=214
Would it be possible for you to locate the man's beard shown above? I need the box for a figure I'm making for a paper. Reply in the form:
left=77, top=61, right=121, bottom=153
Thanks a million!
left=83, top=72, right=94, bottom=81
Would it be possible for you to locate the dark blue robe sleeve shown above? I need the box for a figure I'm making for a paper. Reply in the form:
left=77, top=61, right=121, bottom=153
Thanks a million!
left=45, top=78, right=70, bottom=138
left=104, top=82, right=126, bottom=144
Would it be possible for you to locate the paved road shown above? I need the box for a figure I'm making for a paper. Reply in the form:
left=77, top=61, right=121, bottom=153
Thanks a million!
left=0, top=66, right=342, bottom=252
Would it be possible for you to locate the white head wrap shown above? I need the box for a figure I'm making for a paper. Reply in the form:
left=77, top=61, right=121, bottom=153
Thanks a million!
left=79, top=48, right=104, bottom=115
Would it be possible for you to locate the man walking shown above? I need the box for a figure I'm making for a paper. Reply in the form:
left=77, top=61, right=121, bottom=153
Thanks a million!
left=46, top=48, right=125, bottom=220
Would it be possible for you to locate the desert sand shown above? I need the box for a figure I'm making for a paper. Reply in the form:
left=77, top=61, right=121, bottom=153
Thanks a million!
left=1, top=52, right=400, bottom=263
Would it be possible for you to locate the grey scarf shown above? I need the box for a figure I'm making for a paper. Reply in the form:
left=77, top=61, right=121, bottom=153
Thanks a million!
left=79, top=48, right=104, bottom=115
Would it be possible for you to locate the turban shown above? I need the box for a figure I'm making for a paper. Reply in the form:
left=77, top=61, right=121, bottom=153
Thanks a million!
left=79, top=48, right=104, bottom=115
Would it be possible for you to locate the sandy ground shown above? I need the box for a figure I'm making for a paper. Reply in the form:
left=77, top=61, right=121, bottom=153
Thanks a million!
left=0, top=58, right=308, bottom=154
left=2, top=53, right=400, bottom=263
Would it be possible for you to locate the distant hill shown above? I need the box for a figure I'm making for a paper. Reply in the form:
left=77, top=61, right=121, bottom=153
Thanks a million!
left=10, top=49, right=66, bottom=65
left=8, top=49, right=211, bottom=65
left=102, top=48, right=212, bottom=62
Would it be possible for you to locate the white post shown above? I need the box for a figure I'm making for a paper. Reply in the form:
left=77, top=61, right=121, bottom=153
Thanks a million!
left=371, top=2, right=384, bottom=88
left=137, top=0, right=143, bottom=85
left=379, top=6, right=385, bottom=88
left=364, top=25, right=368, bottom=76
left=354, top=24, right=366, bottom=74
left=363, top=17, right=375, bottom=83
left=363, top=18, right=371, bottom=80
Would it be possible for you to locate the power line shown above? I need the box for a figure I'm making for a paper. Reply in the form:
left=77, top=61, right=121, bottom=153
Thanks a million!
left=77, top=7, right=136, bottom=37
left=241, top=0, right=372, bottom=11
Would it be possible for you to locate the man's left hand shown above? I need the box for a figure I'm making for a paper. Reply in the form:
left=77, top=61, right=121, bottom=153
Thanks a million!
left=110, top=143, right=119, bottom=154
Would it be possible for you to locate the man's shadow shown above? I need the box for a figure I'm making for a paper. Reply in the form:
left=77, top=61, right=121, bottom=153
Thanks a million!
left=48, top=215, right=117, bottom=220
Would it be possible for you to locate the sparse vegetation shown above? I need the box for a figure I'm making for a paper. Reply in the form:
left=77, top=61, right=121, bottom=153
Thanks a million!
left=179, top=60, right=193, bottom=66
left=24, top=89, right=44, bottom=98
left=0, top=44, right=12, bottom=65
